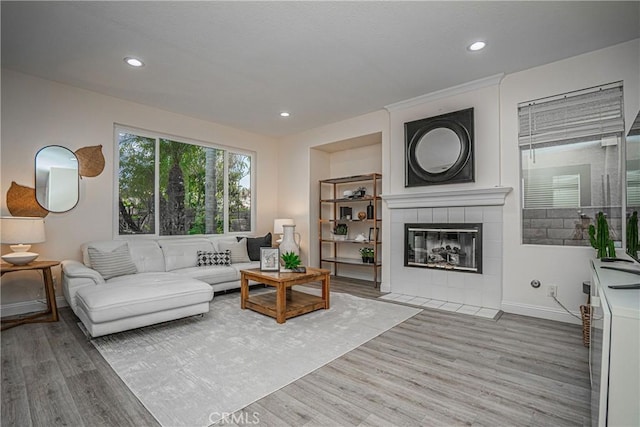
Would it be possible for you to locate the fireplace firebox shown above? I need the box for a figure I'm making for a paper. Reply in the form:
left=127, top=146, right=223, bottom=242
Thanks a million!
left=405, top=223, right=482, bottom=273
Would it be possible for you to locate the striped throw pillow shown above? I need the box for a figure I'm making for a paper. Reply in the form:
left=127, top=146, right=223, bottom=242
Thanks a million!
left=87, top=243, right=138, bottom=280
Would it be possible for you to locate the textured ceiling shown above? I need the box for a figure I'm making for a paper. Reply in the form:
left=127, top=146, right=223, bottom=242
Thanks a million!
left=2, top=1, right=639, bottom=137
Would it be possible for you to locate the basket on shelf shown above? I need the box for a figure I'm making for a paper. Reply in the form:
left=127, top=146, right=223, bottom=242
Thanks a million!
left=580, top=304, right=591, bottom=347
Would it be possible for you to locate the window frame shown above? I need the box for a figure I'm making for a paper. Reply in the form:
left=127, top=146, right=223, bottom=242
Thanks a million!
left=518, top=82, right=625, bottom=247
left=113, top=124, right=256, bottom=239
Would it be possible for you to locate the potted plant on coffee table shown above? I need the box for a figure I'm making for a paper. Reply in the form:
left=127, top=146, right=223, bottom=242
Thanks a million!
left=280, top=251, right=305, bottom=272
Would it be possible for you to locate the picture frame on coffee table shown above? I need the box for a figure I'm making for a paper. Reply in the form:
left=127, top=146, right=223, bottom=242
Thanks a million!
left=260, top=247, right=280, bottom=271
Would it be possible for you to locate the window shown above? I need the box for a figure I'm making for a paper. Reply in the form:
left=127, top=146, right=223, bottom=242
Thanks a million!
left=116, top=127, right=254, bottom=236
left=519, top=82, right=624, bottom=246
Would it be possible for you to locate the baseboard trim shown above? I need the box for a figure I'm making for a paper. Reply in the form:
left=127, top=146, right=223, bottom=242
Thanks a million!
left=1, top=297, right=68, bottom=317
left=501, top=300, right=582, bottom=325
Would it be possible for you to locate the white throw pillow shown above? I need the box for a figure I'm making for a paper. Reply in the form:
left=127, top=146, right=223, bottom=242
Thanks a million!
left=218, top=238, right=251, bottom=263
left=87, top=243, right=138, bottom=280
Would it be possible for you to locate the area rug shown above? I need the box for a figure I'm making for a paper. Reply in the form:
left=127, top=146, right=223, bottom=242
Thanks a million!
left=91, top=288, right=421, bottom=426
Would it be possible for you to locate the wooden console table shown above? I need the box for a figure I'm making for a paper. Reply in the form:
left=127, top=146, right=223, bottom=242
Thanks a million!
left=240, top=267, right=330, bottom=323
left=1, top=261, right=60, bottom=330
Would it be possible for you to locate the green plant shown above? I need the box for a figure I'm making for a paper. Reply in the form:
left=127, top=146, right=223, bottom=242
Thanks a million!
left=280, top=251, right=301, bottom=269
left=359, top=247, right=374, bottom=257
left=588, top=212, right=616, bottom=258
left=627, top=211, right=639, bottom=258
left=333, top=223, right=348, bottom=235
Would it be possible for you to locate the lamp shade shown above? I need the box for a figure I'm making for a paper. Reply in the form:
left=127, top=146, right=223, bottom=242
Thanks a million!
left=273, top=218, right=294, bottom=235
left=1, top=216, right=46, bottom=245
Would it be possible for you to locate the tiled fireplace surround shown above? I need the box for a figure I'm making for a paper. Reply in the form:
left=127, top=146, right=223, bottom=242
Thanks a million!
left=385, top=188, right=511, bottom=310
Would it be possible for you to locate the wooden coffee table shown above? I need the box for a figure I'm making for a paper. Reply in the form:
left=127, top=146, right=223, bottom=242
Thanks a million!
left=240, top=267, right=330, bottom=323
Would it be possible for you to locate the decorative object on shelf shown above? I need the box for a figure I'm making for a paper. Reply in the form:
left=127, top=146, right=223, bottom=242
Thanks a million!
left=359, top=247, right=375, bottom=264
left=357, top=211, right=367, bottom=220
left=368, top=227, right=378, bottom=242
left=279, top=224, right=301, bottom=256
left=353, top=187, right=366, bottom=198
left=627, top=211, right=638, bottom=259
left=280, top=251, right=302, bottom=272
left=6, top=181, right=49, bottom=218
left=260, top=247, right=280, bottom=271
left=75, top=144, right=105, bottom=178
left=367, top=201, right=374, bottom=219
left=589, top=212, right=616, bottom=258
left=339, top=206, right=352, bottom=220
left=333, top=223, right=348, bottom=241
left=273, top=218, right=295, bottom=243
left=405, top=108, right=474, bottom=187
left=343, top=190, right=353, bottom=198
left=1, top=216, right=46, bottom=265
left=354, top=233, right=367, bottom=242
left=35, top=145, right=79, bottom=213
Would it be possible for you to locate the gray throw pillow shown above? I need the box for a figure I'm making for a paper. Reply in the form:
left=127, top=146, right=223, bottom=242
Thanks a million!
left=218, top=239, right=251, bottom=263
left=237, top=233, right=272, bottom=261
left=87, top=243, right=138, bottom=280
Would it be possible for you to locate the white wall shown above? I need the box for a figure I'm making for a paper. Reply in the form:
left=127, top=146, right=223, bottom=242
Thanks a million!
left=1, top=69, right=279, bottom=305
left=278, top=110, right=389, bottom=283
left=500, top=39, right=640, bottom=322
left=387, top=79, right=503, bottom=194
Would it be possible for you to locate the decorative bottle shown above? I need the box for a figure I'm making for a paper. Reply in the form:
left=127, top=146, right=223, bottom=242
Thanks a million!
left=366, top=201, right=374, bottom=219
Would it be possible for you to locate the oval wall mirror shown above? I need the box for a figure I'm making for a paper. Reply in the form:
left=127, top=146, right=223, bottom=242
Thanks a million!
left=405, top=108, right=475, bottom=187
left=35, top=145, right=79, bottom=212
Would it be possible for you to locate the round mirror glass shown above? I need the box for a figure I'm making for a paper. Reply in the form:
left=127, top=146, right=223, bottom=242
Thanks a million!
left=414, top=127, right=462, bottom=173
left=35, top=146, right=79, bottom=212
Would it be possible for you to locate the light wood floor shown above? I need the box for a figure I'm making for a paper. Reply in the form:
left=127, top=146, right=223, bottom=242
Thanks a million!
left=1, top=277, right=590, bottom=426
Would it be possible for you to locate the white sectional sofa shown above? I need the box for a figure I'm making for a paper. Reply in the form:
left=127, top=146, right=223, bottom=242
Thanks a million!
left=61, top=236, right=263, bottom=337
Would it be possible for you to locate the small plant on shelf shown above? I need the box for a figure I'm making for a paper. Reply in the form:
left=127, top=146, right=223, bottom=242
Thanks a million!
left=333, top=223, right=348, bottom=241
left=280, top=251, right=301, bottom=270
left=588, top=211, right=616, bottom=259
left=359, top=247, right=375, bottom=263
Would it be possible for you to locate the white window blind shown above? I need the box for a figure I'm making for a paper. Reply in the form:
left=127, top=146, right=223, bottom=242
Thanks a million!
left=518, top=82, right=624, bottom=147
left=628, top=170, right=640, bottom=207
left=524, top=174, right=580, bottom=209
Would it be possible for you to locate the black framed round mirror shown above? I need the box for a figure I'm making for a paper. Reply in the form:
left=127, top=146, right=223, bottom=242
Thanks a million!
left=35, top=145, right=79, bottom=212
left=405, top=108, right=474, bottom=187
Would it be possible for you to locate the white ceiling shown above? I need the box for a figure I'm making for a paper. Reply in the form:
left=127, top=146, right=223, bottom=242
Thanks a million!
left=2, top=1, right=639, bottom=137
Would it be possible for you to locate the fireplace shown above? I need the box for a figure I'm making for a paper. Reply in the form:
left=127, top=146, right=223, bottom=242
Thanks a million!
left=405, top=223, right=482, bottom=273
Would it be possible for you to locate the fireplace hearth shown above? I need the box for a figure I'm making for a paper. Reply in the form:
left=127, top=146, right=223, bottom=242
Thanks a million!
left=405, top=223, right=482, bottom=273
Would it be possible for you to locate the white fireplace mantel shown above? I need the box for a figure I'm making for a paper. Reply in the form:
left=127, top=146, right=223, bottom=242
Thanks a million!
left=382, top=186, right=512, bottom=209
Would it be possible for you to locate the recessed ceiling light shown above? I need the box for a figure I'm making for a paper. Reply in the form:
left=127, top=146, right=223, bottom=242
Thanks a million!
left=468, top=41, right=486, bottom=52
left=280, top=112, right=290, bottom=117
left=124, top=57, right=144, bottom=67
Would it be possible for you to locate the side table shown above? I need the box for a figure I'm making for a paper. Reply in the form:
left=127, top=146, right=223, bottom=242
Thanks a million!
left=1, top=260, right=60, bottom=330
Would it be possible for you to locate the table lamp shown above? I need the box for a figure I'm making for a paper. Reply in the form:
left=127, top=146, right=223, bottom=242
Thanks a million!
left=1, top=216, right=46, bottom=265
left=273, top=218, right=295, bottom=243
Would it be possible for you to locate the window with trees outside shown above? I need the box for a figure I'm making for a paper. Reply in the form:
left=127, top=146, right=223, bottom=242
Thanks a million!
left=116, top=127, right=254, bottom=236
left=519, top=82, right=625, bottom=246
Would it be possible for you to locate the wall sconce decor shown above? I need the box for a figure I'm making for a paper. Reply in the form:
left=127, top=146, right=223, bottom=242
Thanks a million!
left=75, top=145, right=105, bottom=178
left=6, top=182, right=49, bottom=217
left=405, top=108, right=474, bottom=187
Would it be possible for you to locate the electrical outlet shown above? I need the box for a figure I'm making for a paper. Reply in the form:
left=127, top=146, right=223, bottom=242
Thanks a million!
left=546, top=285, right=558, bottom=297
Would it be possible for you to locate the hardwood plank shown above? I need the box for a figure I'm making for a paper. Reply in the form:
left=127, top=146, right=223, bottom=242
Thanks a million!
left=1, top=331, right=33, bottom=427
left=22, top=359, right=84, bottom=426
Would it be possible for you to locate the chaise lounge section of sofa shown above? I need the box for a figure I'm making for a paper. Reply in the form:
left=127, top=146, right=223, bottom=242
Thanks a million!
left=61, top=236, right=263, bottom=337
